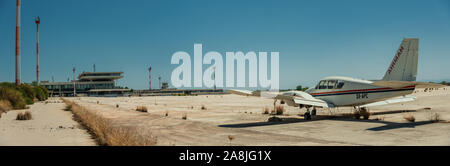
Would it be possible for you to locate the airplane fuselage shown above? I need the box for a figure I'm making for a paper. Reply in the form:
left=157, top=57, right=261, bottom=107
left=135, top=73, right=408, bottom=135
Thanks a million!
left=305, top=76, right=415, bottom=107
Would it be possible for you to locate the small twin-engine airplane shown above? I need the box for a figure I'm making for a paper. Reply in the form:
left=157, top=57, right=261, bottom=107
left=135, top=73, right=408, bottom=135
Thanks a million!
left=229, top=38, right=444, bottom=120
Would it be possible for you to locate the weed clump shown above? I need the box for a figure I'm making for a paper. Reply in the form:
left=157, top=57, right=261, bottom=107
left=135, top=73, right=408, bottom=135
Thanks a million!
left=429, top=112, right=440, bottom=122
left=136, top=106, right=148, bottom=112
left=64, top=105, right=72, bottom=111
left=262, top=107, right=270, bottom=114
left=16, top=111, right=32, bottom=120
left=227, top=135, right=235, bottom=145
left=403, top=114, right=415, bottom=122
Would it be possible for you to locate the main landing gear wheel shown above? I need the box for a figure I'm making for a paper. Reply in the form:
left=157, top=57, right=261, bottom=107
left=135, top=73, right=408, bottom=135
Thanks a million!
left=311, top=108, right=317, bottom=116
left=304, top=112, right=311, bottom=120
left=303, top=107, right=312, bottom=120
left=353, top=107, right=370, bottom=120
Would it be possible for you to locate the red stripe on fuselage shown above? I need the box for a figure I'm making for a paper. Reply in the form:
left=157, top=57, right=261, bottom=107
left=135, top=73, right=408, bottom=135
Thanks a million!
left=310, top=85, right=415, bottom=96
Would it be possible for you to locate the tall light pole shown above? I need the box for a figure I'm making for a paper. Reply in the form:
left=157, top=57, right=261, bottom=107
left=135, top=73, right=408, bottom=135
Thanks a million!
left=158, top=76, right=161, bottom=89
left=148, top=66, right=151, bottom=90
left=35, top=16, right=40, bottom=84
left=73, top=67, right=76, bottom=97
left=15, top=0, right=21, bottom=85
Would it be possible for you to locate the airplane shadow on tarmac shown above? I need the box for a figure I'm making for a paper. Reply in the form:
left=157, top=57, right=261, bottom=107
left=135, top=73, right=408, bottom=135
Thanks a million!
left=219, top=109, right=435, bottom=131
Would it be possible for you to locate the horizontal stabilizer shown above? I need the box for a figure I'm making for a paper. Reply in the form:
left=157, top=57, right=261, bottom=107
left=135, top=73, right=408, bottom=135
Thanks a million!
left=227, top=89, right=256, bottom=96
left=361, top=95, right=416, bottom=107
left=372, top=81, right=445, bottom=89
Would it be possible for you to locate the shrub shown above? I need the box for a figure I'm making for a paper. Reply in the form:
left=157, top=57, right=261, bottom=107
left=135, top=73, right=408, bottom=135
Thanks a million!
left=17, top=84, right=35, bottom=104
left=0, top=83, right=49, bottom=109
left=136, top=106, right=148, bottom=112
left=0, top=100, right=12, bottom=112
left=0, top=86, right=26, bottom=109
left=33, top=86, right=48, bottom=101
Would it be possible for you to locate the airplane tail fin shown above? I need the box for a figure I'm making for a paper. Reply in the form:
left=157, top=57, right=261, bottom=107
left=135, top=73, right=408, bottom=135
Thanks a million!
left=382, top=38, right=418, bottom=81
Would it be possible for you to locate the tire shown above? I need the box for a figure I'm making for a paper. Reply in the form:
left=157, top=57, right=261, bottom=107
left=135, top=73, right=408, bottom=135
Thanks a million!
left=304, top=112, right=311, bottom=120
left=354, top=113, right=360, bottom=119
left=311, top=109, right=316, bottom=116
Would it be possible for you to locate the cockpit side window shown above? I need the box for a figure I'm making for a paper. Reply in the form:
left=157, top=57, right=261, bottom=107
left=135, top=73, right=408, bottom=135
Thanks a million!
left=335, top=82, right=345, bottom=89
left=327, top=80, right=337, bottom=89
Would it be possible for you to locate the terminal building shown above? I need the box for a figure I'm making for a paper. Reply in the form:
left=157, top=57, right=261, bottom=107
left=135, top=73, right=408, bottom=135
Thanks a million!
left=41, top=72, right=130, bottom=97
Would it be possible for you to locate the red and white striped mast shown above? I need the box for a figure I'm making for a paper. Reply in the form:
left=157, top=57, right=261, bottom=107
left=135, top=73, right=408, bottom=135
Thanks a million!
left=15, top=0, right=21, bottom=85
left=35, top=16, right=40, bottom=84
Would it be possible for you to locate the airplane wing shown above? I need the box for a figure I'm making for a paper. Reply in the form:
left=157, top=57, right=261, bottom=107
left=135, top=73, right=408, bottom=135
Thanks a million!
left=372, top=81, right=445, bottom=88
left=360, top=95, right=416, bottom=107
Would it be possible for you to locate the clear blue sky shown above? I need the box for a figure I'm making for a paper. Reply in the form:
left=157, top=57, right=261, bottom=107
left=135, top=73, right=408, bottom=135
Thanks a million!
left=1, top=0, right=449, bottom=89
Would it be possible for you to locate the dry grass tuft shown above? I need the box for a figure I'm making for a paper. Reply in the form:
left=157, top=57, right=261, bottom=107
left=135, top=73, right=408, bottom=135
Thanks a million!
left=272, top=105, right=285, bottom=115
left=16, top=111, right=32, bottom=120
left=116, top=104, right=119, bottom=108
left=262, top=107, right=270, bottom=114
left=136, top=106, right=148, bottom=112
left=62, top=99, right=157, bottom=146
left=16, top=112, right=24, bottom=120
left=64, top=104, right=72, bottom=111
left=403, top=114, right=415, bottom=122
left=201, top=105, right=207, bottom=110
left=428, top=112, right=440, bottom=122
left=165, top=111, right=169, bottom=117
left=182, top=113, right=187, bottom=120
left=24, top=111, right=32, bottom=120
left=228, top=135, right=235, bottom=145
